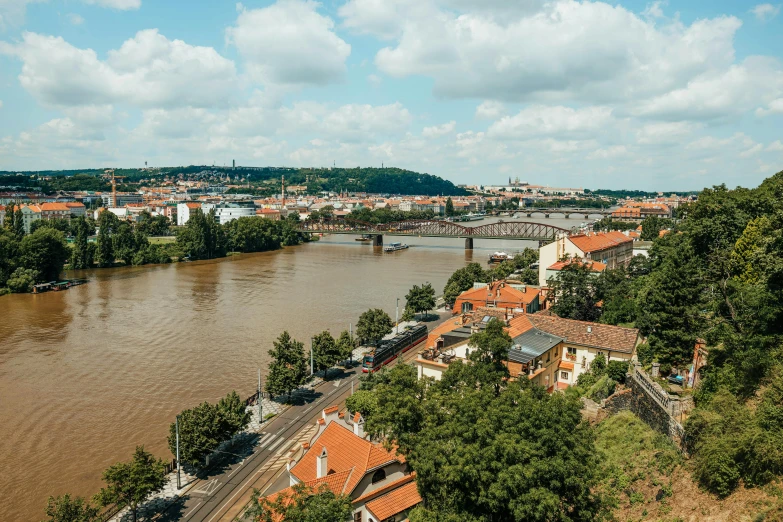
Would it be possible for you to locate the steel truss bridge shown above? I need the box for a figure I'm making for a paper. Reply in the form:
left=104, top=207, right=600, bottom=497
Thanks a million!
left=297, top=219, right=571, bottom=247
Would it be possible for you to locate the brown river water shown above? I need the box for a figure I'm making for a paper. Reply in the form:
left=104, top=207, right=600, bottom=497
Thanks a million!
left=0, top=215, right=587, bottom=520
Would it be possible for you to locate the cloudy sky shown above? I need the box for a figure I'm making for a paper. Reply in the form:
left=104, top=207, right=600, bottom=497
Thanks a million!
left=0, top=0, right=781, bottom=190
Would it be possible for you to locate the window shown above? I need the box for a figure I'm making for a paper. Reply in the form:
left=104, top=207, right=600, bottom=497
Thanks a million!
left=371, top=468, right=386, bottom=484
left=567, top=347, right=576, bottom=355
left=354, top=511, right=363, bottom=522
left=461, top=302, right=473, bottom=313
left=561, top=372, right=569, bottom=380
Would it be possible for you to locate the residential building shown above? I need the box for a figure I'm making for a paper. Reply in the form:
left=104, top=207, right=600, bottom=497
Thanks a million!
left=416, top=311, right=640, bottom=389
left=266, top=406, right=421, bottom=522
left=100, top=193, right=143, bottom=207
left=538, top=231, right=633, bottom=286
left=544, top=259, right=606, bottom=285
left=20, top=205, right=41, bottom=233
left=214, top=204, right=255, bottom=225
left=177, top=202, right=215, bottom=225
left=611, top=202, right=672, bottom=221
left=452, top=280, right=541, bottom=315
left=39, top=203, right=71, bottom=222
left=64, top=202, right=87, bottom=218
left=257, top=208, right=281, bottom=221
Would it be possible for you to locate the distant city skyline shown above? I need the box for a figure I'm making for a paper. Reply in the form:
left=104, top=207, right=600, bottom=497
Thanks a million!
left=0, top=0, right=782, bottom=191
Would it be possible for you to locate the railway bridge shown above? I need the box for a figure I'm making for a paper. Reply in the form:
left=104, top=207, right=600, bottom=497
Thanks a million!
left=296, top=219, right=571, bottom=249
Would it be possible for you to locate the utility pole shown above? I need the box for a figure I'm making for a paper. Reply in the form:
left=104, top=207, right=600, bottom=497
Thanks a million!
left=175, top=415, right=181, bottom=489
left=396, top=298, right=399, bottom=334
left=257, top=368, right=262, bottom=426
left=349, top=323, right=353, bottom=366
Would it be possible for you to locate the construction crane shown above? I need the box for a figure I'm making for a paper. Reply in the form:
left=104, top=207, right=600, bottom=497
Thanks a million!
left=105, top=169, right=126, bottom=208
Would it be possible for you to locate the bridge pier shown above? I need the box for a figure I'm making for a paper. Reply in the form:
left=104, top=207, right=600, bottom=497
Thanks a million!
left=373, top=234, right=383, bottom=247
left=526, top=213, right=532, bottom=218
left=465, top=238, right=473, bottom=250
left=545, top=214, right=550, bottom=218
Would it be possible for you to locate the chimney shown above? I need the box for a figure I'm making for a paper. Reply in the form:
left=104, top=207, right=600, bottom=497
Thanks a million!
left=316, top=447, right=328, bottom=479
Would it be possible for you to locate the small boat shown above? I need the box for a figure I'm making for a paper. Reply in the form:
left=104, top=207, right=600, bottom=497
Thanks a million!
left=464, top=212, right=485, bottom=221
left=384, top=242, right=409, bottom=252
left=355, top=235, right=372, bottom=242
left=488, top=252, right=512, bottom=263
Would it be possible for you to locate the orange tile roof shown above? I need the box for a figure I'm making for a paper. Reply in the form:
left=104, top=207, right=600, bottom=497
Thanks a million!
left=291, top=422, right=402, bottom=495
left=353, top=472, right=417, bottom=503
left=365, top=479, right=422, bottom=521
left=425, top=319, right=464, bottom=347
left=452, top=281, right=540, bottom=315
left=185, top=202, right=201, bottom=209
left=568, top=231, right=632, bottom=254
left=559, top=360, right=574, bottom=371
left=528, top=314, right=639, bottom=354
left=548, top=259, right=607, bottom=272
left=323, top=405, right=339, bottom=415
left=506, top=315, right=534, bottom=338
left=39, top=203, right=70, bottom=211
left=64, top=202, right=85, bottom=208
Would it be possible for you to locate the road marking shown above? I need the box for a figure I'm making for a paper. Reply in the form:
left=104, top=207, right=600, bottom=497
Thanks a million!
left=256, top=432, right=273, bottom=447
left=228, top=460, right=245, bottom=479
left=192, top=478, right=221, bottom=496
left=266, top=437, right=285, bottom=453
left=184, top=500, right=203, bottom=518
left=258, top=434, right=277, bottom=449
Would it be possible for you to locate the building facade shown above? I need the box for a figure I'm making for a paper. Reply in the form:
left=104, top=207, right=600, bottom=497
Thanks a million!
left=538, top=231, right=634, bottom=286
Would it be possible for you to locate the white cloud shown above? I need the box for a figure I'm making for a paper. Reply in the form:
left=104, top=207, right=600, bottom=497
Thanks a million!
left=487, top=105, right=613, bottom=139
left=0, top=99, right=3, bottom=109
left=422, top=121, right=456, bottom=138
left=767, top=140, right=783, bottom=152
left=587, top=145, right=628, bottom=160
left=67, top=13, right=85, bottom=25
left=636, top=121, right=701, bottom=144
left=740, top=143, right=764, bottom=158
left=82, top=0, right=140, bottom=9
left=367, top=74, right=381, bottom=87
left=756, top=98, right=783, bottom=117
left=475, top=100, right=505, bottom=120
left=642, top=1, right=666, bottom=19
left=632, top=57, right=783, bottom=121
left=2, top=30, right=237, bottom=108
left=374, top=1, right=744, bottom=106
left=0, top=0, right=46, bottom=30
left=751, top=3, right=780, bottom=21
left=227, top=0, right=350, bottom=86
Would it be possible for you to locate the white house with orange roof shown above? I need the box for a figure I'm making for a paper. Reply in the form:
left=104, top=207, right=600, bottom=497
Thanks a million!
left=538, top=231, right=633, bottom=286
left=267, top=406, right=421, bottom=522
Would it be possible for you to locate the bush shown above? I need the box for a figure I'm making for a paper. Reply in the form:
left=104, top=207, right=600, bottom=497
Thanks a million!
left=591, top=353, right=607, bottom=376
left=636, top=342, right=653, bottom=366
left=693, top=441, right=740, bottom=498
left=587, top=375, right=617, bottom=402
left=607, top=361, right=630, bottom=383
left=577, top=372, right=598, bottom=388
left=7, top=268, right=38, bottom=293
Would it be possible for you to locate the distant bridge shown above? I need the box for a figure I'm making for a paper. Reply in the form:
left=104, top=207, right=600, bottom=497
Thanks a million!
left=495, top=208, right=618, bottom=218
left=297, top=219, right=571, bottom=249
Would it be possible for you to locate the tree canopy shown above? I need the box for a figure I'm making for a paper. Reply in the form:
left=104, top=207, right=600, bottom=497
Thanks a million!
left=96, top=446, right=166, bottom=522
left=265, top=331, right=308, bottom=400
left=356, top=308, right=393, bottom=346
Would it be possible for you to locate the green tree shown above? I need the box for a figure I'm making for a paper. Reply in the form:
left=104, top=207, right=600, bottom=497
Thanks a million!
left=445, top=197, right=455, bottom=217
left=466, top=317, right=512, bottom=394
left=335, top=330, right=355, bottom=365
left=136, top=211, right=171, bottom=236
left=21, top=227, right=69, bottom=282
left=13, top=206, right=25, bottom=237
left=176, top=209, right=226, bottom=260
left=95, top=211, right=121, bottom=268
left=7, top=267, right=38, bottom=292
left=547, top=261, right=602, bottom=322
left=30, top=218, right=71, bottom=235
left=311, top=330, right=339, bottom=378
left=70, top=216, right=95, bottom=270
left=356, top=308, right=393, bottom=346
left=245, top=483, right=352, bottom=522
left=345, top=389, right=378, bottom=419
left=113, top=222, right=137, bottom=264
left=407, top=377, right=600, bottom=521
left=443, top=262, right=487, bottom=307
left=96, top=446, right=166, bottom=522
left=43, top=494, right=99, bottom=522
left=0, top=227, right=20, bottom=287
left=4, top=201, right=15, bottom=232
left=265, top=331, right=308, bottom=400
left=640, top=216, right=672, bottom=241
left=405, top=282, right=436, bottom=320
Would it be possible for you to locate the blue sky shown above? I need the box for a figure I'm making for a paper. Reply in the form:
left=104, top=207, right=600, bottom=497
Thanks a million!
left=0, top=0, right=781, bottom=191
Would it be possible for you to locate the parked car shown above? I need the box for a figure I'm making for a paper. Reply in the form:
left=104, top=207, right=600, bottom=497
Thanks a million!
left=667, top=374, right=684, bottom=385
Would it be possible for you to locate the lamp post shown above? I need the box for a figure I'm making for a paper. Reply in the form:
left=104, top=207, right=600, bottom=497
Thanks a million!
left=310, top=337, right=314, bottom=376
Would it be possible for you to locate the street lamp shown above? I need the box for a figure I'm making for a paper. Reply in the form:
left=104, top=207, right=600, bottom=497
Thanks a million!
left=396, top=297, right=400, bottom=334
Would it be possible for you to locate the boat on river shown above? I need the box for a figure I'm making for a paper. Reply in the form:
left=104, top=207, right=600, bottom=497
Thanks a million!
left=355, top=235, right=372, bottom=242
left=384, top=242, right=409, bottom=252
left=32, top=279, right=88, bottom=294
left=488, top=252, right=513, bottom=263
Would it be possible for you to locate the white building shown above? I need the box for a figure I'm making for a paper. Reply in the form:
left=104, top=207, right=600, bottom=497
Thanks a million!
left=176, top=202, right=215, bottom=226
left=539, top=231, right=634, bottom=287
left=214, top=205, right=255, bottom=225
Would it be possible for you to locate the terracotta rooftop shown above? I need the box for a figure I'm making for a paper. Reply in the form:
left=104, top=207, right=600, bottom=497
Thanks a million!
left=548, top=259, right=607, bottom=272
left=528, top=314, right=639, bottom=354
left=291, top=422, right=402, bottom=495
left=365, top=479, right=422, bottom=521
left=569, top=231, right=632, bottom=254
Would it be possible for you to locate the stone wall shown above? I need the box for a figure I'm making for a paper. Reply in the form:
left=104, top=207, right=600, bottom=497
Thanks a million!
left=600, top=363, right=690, bottom=450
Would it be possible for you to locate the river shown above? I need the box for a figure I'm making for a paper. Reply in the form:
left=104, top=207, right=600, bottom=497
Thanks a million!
left=0, top=214, right=594, bottom=520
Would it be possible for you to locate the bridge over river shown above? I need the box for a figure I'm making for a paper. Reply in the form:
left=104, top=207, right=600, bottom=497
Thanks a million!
left=297, top=219, right=572, bottom=249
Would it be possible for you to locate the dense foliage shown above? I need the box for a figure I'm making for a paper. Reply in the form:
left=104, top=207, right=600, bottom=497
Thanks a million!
left=95, top=446, right=166, bottom=522
left=0, top=224, right=69, bottom=292
left=167, top=391, right=250, bottom=468
left=356, top=308, right=393, bottom=346
left=246, top=483, right=353, bottom=522
left=265, top=331, right=308, bottom=400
